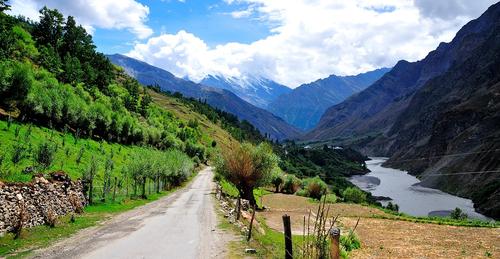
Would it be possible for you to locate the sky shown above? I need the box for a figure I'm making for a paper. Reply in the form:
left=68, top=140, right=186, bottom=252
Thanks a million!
left=7, top=0, right=499, bottom=88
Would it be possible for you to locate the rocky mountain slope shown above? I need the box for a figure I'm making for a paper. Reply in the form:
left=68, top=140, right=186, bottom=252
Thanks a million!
left=268, top=68, right=389, bottom=130
left=305, top=2, right=500, bottom=219
left=108, top=54, right=301, bottom=140
left=305, top=3, right=499, bottom=143
left=200, top=74, right=291, bottom=109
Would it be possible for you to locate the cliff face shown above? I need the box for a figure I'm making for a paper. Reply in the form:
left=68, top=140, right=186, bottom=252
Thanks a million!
left=305, top=2, right=500, bottom=144
left=385, top=19, right=500, bottom=218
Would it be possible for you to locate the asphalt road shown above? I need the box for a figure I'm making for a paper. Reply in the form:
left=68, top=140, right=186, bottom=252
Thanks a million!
left=32, top=167, right=231, bottom=259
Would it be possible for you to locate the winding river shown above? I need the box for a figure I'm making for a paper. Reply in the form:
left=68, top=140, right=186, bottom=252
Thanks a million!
left=349, top=157, right=490, bottom=220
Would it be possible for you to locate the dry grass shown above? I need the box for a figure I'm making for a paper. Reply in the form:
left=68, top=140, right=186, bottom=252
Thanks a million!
left=259, top=193, right=500, bottom=258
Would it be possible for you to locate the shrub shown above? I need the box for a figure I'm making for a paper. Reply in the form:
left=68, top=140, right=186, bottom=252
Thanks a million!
left=282, top=174, right=301, bottom=194
left=342, top=187, right=366, bottom=204
left=450, top=207, right=467, bottom=220
left=386, top=201, right=399, bottom=212
left=270, top=168, right=284, bottom=192
left=44, top=208, right=57, bottom=228
left=11, top=143, right=24, bottom=164
left=341, top=232, right=361, bottom=252
left=35, top=141, right=57, bottom=169
left=322, top=193, right=337, bottom=204
left=303, top=177, right=328, bottom=200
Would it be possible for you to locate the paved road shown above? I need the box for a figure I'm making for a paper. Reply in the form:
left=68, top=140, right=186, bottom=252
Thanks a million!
left=32, top=167, right=232, bottom=259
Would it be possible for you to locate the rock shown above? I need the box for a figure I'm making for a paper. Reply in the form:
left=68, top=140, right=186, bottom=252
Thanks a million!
left=16, top=193, right=23, bottom=201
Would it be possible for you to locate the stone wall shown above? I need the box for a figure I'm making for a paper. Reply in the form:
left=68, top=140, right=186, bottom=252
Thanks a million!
left=0, top=172, right=86, bottom=235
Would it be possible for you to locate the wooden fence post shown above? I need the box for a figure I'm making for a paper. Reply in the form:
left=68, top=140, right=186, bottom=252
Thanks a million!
left=283, top=214, right=293, bottom=259
left=329, top=227, right=340, bottom=259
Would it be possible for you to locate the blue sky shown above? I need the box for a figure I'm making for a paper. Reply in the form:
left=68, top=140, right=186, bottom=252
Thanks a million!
left=8, top=0, right=498, bottom=87
left=94, top=0, right=273, bottom=54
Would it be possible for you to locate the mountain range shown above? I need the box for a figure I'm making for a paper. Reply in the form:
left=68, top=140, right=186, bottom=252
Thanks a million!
left=107, top=54, right=301, bottom=141
left=304, top=2, right=500, bottom=218
left=268, top=68, right=390, bottom=130
left=200, top=74, right=291, bottom=109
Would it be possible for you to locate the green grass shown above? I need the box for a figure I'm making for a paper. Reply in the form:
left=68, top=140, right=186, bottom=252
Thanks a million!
left=0, top=172, right=196, bottom=258
left=0, top=119, right=150, bottom=183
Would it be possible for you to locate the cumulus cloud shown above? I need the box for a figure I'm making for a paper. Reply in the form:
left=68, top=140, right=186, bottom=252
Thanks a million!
left=119, top=0, right=498, bottom=87
left=8, top=0, right=153, bottom=39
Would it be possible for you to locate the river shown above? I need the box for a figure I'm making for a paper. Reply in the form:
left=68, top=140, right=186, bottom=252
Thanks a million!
left=349, top=157, right=490, bottom=220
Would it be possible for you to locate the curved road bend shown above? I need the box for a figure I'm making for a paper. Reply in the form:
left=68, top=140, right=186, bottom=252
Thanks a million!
left=31, top=167, right=231, bottom=259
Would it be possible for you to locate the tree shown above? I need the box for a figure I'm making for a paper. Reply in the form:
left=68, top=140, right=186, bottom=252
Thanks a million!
left=33, top=7, right=64, bottom=49
left=216, top=142, right=278, bottom=241
left=450, top=207, right=467, bottom=220
left=270, top=168, right=284, bottom=193
left=0, top=0, right=10, bottom=13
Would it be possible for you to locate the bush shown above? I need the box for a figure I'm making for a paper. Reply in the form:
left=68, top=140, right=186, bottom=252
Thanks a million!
left=270, top=168, right=284, bottom=192
left=35, top=141, right=57, bottom=169
left=341, top=232, right=361, bottom=252
left=322, top=193, right=337, bottom=204
left=303, top=177, right=328, bottom=200
left=450, top=207, right=467, bottom=220
left=342, top=187, right=366, bottom=204
left=282, top=175, right=301, bottom=194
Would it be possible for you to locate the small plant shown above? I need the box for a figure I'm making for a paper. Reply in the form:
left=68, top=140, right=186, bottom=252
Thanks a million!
left=35, top=141, right=57, bottom=169
left=11, top=201, right=28, bottom=239
left=386, top=201, right=399, bottom=212
left=44, top=208, right=57, bottom=228
left=450, top=207, right=468, bottom=220
left=24, top=124, right=32, bottom=141
left=11, top=143, right=24, bottom=164
left=14, top=126, right=21, bottom=138
left=7, top=115, right=12, bottom=129
left=65, top=147, right=71, bottom=157
left=76, top=147, right=84, bottom=164
left=322, top=193, right=337, bottom=204
left=69, top=193, right=83, bottom=214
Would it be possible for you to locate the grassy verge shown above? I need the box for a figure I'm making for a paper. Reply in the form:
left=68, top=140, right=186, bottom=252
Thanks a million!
left=0, top=172, right=197, bottom=258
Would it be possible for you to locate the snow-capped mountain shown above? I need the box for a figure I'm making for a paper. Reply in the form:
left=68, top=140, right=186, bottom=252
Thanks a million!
left=200, top=74, right=292, bottom=109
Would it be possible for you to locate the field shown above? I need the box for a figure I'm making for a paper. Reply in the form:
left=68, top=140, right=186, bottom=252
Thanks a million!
left=257, top=194, right=500, bottom=258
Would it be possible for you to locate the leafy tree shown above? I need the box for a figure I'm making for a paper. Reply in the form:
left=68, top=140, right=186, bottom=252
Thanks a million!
left=216, top=142, right=278, bottom=240
left=282, top=174, right=301, bottom=194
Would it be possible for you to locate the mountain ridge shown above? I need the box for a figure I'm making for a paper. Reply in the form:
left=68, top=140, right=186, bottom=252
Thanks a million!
left=268, top=68, right=390, bottom=130
left=107, top=54, right=301, bottom=141
left=200, top=74, right=291, bottom=109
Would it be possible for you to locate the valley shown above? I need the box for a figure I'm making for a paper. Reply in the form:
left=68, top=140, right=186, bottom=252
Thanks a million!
left=0, top=0, right=499, bottom=258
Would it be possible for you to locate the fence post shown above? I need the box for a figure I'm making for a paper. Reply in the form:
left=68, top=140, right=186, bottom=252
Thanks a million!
left=329, top=227, right=340, bottom=259
left=283, top=214, right=293, bottom=259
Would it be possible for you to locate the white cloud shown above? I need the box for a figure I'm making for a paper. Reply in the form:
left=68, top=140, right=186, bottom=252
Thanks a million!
left=8, top=0, right=153, bottom=39
left=125, top=0, right=496, bottom=87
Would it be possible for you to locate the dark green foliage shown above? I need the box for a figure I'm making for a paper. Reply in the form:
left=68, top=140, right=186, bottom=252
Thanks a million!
left=385, top=201, right=399, bottom=212
left=35, top=141, right=56, bottom=169
left=276, top=143, right=367, bottom=196
left=75, top=147, right=84, bottom=164
left=11, top=143, right=24, bottom=164
left=33, top=7, right=64, bottom=48
left=0, top=61, right=33, bottom=109
left=450, top=207, right=468, bottom=220
left=0, top=0, right=10, bottom=12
